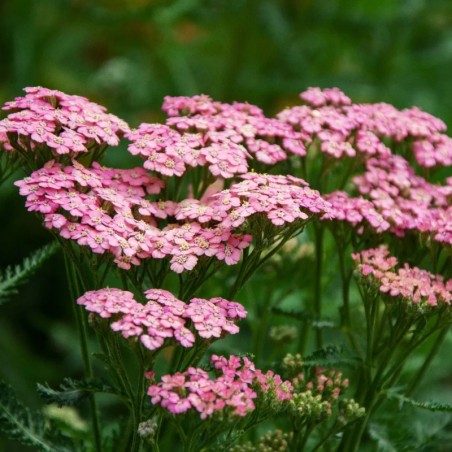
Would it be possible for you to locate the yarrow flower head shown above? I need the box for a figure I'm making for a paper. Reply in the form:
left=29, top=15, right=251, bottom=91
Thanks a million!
left=15, top=161, right=253, bottom=271
left=126, top=123, right=251, bottom=179
left=325, top=191, right=391, bottom=234
left=161, top=95, right=307, bottom=164
left=0, top=87, right=129, bottom=157
left=278, top=87, right=452, bottom=168
left=352, top=248, right=451, bottom=307
left=147, top=354, right=292, bottom=419
left=77, top=288, right=247, bottom=351
left=352, top=155, right=450, bottom=238
left=212, top=172, right=333, bottom=229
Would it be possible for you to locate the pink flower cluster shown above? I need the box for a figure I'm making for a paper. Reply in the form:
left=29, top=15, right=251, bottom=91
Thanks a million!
left=325, top=191, right=390, bottom=234
left=162, top=95, right=307, bottom=164
left=126, top=123, right=250, bottom=178
left=353, top=155, right=451, bottom=241
left=15, top=161, right=254, bottom=271
left=352, top=248, right=451, bottom=307
left=0, top=87, right=129, bottom=155
left=211, top=173, right=333, bottom=228
left=292, top=367, right=349, bottom=400
left=278, top=87, right=452, bottom=166
left=126, top=93, right=310, bottom=181
left=147, top=355, right=293, bottom=418
left=77, top=288, right=247, bottom=351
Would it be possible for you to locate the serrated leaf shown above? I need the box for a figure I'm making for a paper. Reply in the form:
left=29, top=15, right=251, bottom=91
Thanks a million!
left=37, top=378, right=117, bottom=407
left=271, top=307, right=337, bottom=329
left=0, top=379, right=72, bottom=451
left=0, top=241, right=59, bottom=305
left=386, top=391, right=452, bottom=413
left=302, top=345, right=359, bottom=368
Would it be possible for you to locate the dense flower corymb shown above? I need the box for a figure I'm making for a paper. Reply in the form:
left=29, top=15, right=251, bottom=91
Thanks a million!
left=352, top=248, right=451, bottom=307
left=212, top=172, right=334, bottom=228
left=15, top=161, right=254, bottom=271
left=0, top=86, right=129, bottom=155
left=278, top=87, right=452, bottom=167
left=147, top=355, right=293, bottom=418
left=77, top=288, right=247, bottom=351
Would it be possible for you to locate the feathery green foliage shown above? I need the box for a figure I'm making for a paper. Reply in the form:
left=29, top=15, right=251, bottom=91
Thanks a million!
left=37, top=378, right=117, bottom=408
left=302, top=345, right=359, bottom=368
left=0, top=241, right=59, bottom=305
left=0, top=379, right=73, bottom=451
left=386, top=391, right=452, bottom=413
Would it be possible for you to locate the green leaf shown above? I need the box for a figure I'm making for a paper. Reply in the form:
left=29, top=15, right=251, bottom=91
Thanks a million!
left=302, top=345, right=359, bottom=368
left=386, top=391, right=452, bottom=413
left=0, top=241, right=59, bottom=305
left=0, top=379, right=71, bottom=451
left=37, top=378, right=117, bottom=407
left=271, top=306, right=337, bottom=329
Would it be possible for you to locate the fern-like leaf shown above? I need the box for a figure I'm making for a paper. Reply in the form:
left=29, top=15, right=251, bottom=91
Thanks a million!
left=0, top=241, right=59, bottom=305
left=37, top=378, right=118, bottom=407
left=272, top=306, right=337, bottom=329
left=302, top=345, right=360, bottom=368
left=0, top=380, right=71, bottom=451
left=386, top=391, right=452, bottom=412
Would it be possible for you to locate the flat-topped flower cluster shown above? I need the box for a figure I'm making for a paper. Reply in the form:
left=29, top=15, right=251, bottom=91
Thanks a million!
left=352, top=248, right=451, bottom=307
left=3, top=86, right=451, bottom=254
left=15, top=161, right=330, bottom=270
left=0, top=86, right=128, bottom=154
left=77, top=288, right=247, bottom=351
left=147, top=354, right=293, bottom=418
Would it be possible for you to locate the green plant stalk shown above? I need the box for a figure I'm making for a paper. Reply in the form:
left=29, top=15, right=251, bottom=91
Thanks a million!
left=64, top=256, right=102, bottom=452
left=313, top=224, right=324, bottom=349
left=406, top=326, right=450, bottom=397
left=229, top=224, right=306, bottom=299
left=129, top=348, right=150, bottom=452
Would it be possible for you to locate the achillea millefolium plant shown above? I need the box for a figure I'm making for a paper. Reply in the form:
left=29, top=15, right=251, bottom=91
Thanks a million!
left=0, top=86, right=450, bottom=451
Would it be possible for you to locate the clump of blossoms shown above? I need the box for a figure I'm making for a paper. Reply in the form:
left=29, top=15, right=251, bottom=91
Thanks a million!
left=0, top=87, right=128, bottom=158
left=352, top=248, right=451, bottom=307
left=162, top=94, right=307, bottom=164
left=126, top=122, right=251, bottom=179
left=324, top=191, right=390, bottom=234
left=278, top=87, right=452, bottom=167
left=212, top=173, right=333, bottom=228
left=77, top=288, right=247, bottom=351
left=352, top=155, right=451, bottom=239
left=148, top=355, right=292, bottom=419
left=14, top=160, right=255, bottom=271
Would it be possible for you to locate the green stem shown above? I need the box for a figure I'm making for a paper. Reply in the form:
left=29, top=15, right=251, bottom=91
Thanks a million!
left=64, top=256, right=102, bottom=452
left=252, top=302, right=271, bottom=366
left=406, top=326, right=450, bottom=396
left=313, top=225, right=324, bottom=349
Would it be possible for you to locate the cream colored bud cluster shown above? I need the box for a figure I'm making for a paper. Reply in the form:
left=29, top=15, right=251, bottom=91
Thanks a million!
left=289, top=390, right=333, bottom=421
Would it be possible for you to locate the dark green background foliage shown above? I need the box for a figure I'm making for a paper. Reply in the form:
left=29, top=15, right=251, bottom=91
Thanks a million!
left=1, top=0, right=452, bottom=450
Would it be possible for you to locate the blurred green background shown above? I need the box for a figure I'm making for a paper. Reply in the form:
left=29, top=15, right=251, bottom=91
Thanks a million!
left=1, top=0, right=452, bottom=447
